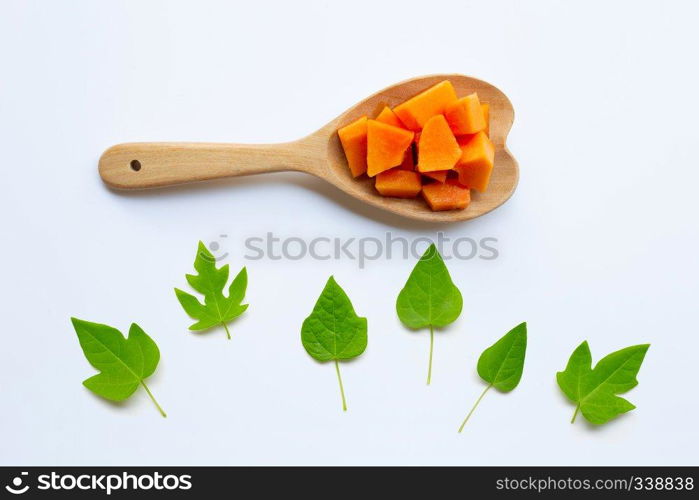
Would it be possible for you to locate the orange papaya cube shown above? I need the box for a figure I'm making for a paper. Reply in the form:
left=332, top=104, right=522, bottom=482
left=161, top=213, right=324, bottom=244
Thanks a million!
left=375, top=106, right=405, bottom=129
left=375, top=169, right=422, bottom=198
left=481, top=102, right=490, bottom=137
left=422, top=170, right=449, bottom=183
left=393, top=80, right=458, bottom=131
left=444, top=93, right=486, bottom=135
left=455, top=131, right=495, bottom=192
left=417, top=115, right=461, bottom=172
left=422, top=179, right=471, bottom=211
left=398, top=148, right=415, bottom=171
left=456, top=134, right=476, bottom=146
left=367, top=120, right=414, bottom=177
left=338, top=116, right=368, bottom=177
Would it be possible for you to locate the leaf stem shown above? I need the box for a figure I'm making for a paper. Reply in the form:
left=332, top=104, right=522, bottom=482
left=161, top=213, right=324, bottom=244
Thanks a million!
left=458, top=384, right=491, bottom=432
left=427, top=325, right=434, bottom=385
left=571, top=405, right=580, bottom=424
left=141, top=382, right=167, bottom=418
left=334, top=359, right=347, bottom=411
left=222, top=322, right=231, bottom=340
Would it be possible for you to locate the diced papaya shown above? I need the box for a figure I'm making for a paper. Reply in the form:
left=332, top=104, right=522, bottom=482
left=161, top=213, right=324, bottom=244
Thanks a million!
left=398, top=148, right=415, bottom=171
left=481, top=102, right=490, bottom=137
left=338, top=116, right=368, bottom=177
left=422, top=170, right=449, bottom=183
left=417, top=115, right=461, bottom=172
left=444, top=93, right=486, bottom=135
left=456, top=134, right=476, bottom=146
left=454, top=131, right=495, bottom=192
left=337, top=80, right=495, bottom=211
left=367, top=120, right=414, bottom=177
left=393, top=80, right=458, bottom=131
left=422, top=179, right=471, bottom=211
left=375, top=169, right=422, bottom=198
left=375, top=106, right=405, bottom=129
left=454, top=103, right=489, bottom=142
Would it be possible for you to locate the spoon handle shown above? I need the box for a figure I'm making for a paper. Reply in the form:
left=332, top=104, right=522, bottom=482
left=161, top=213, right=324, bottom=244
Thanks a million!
left=98, top=141, right=317, bottom=189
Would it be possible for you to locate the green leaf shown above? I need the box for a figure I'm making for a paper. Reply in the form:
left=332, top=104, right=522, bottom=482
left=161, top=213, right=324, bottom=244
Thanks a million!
left=396, top=244, right=463, bottom=328
left=71, top=318, right=166, bottom=417
left=301, top=276, right=367, bottom=411
left=477, top=322, right=528, bottom=392
left=556, top=341, right=593, bottom=403
left=396, top=244, right=462, bottom=384
left=175, top=241, right=248, bottom=339
left=458, top=322, right=527, bottom=431
left=557, top=341, right=649, bottom=425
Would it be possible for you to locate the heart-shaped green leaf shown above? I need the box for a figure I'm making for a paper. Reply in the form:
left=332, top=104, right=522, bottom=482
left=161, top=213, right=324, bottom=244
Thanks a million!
left=396, top=244, right=462, bottom=384
left=301, top=276, right=367, bottom=411
left=458, top=322, right=527, bottom=431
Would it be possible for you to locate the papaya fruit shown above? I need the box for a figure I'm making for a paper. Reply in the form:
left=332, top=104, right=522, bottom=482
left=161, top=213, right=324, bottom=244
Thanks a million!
left=398, top=148, right=415, bottom=171
left=393, top=80, right=458, bottom=131
left=367, top=120, right=414, bottom=177
left=454, top=131, right=494, bottom=192
left=337, top=80, right=495, bottom=211
left=422, top=179, right=471, bottom=211
left=444, top=93, right=486, bottom=135
left=375, top=169, right=422, bottom=198
left=338, top=116, right=368, bottom=177
left=417, top=115, right=461, bottom=172
left=375, top=106, right=405, bottom=129
left=422, top=170, right=449, bottom=183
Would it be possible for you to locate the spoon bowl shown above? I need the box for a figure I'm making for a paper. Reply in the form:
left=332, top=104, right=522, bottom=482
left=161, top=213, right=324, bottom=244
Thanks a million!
left=99, top=74, right=518, bottom=222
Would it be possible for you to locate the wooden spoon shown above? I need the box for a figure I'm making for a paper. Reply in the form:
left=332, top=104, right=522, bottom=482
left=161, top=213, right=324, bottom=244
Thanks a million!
left=99, top=74, right=518, bottom=222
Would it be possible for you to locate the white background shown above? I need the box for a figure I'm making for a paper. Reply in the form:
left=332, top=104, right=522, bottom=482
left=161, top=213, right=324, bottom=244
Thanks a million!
left=1, top=0, right=698, bottom=466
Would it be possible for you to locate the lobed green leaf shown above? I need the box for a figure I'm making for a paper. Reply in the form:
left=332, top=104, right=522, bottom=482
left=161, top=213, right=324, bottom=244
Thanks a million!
left=175, top=241, right=248, bottom=337
left=557, top=342, right=649, bottom=424
left=71, top=318, right=162, bottom=410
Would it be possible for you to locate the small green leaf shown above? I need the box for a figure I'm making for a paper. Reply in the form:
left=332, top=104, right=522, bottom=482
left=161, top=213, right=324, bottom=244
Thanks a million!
left=301, top=276, right=367, bottom=411
left=71, top=318, right=166, bottom=417
left=396, top=244, right=462, bottom=384
left=458, top=322, right=527, bottom=431
left=175, top=241, right=248, bottom=339
left=557, top=341, right=649, bottom=425
left=477, top=322, right=528, bottom=392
